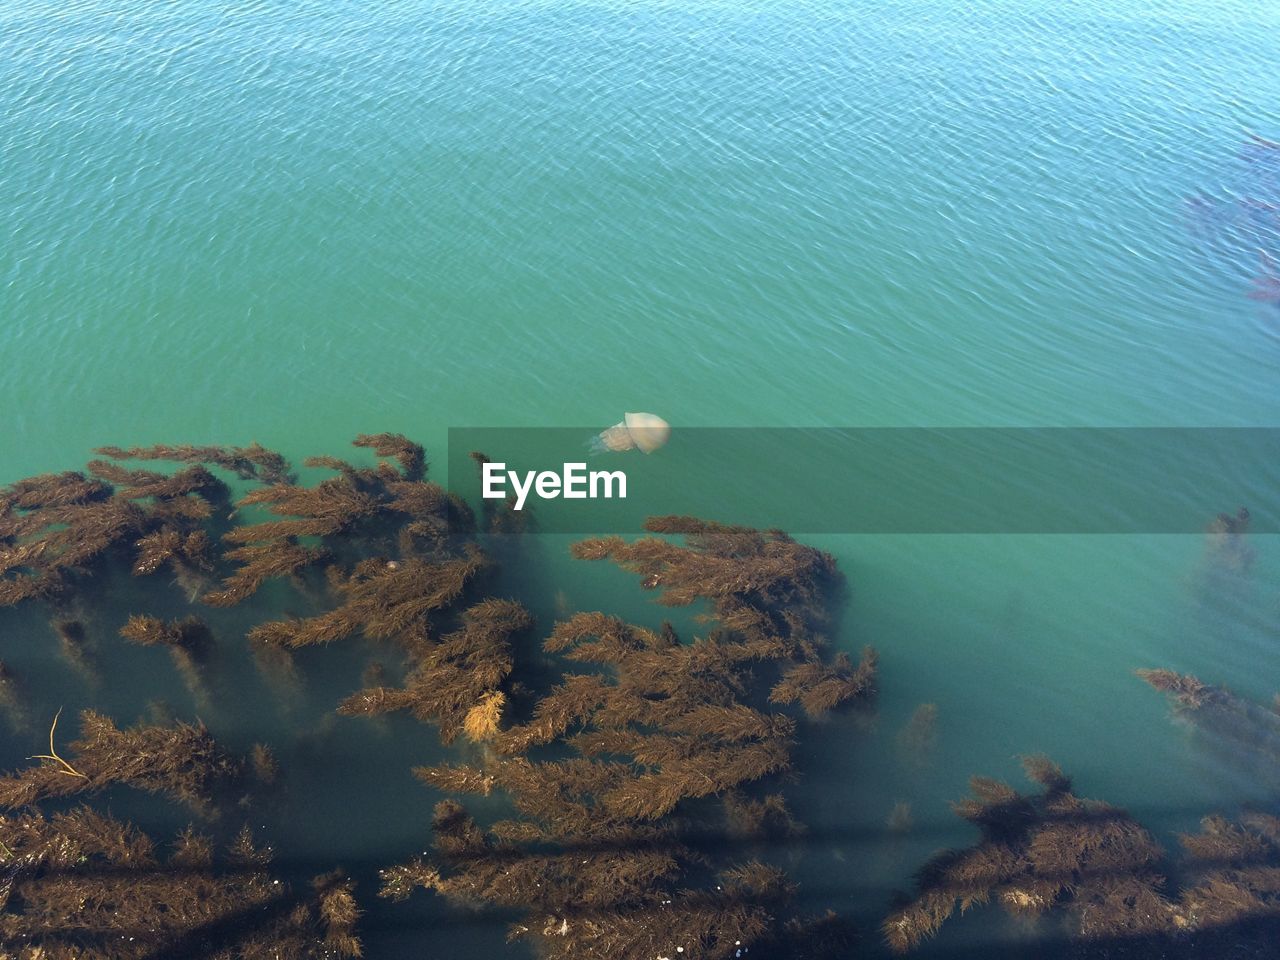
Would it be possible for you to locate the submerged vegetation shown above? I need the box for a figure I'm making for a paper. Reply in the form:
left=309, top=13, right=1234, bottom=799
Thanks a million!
left=0, top=807, right=360, bottom=959
left=1188, top=133, right=1280, bottom=308
left=1, top=434, right=1276, bottom=958
left=883, top=756, right=1167, bottom=952
left=883, top=757, right=1280, bottom=956
left=1138, top=667, right=1280, bottom=780
left=0, top=708, right=262, bottom=814
left=337, top=597, right=530, bottom=743
left=0, top=709, right=355, bottom=957
left=0, top=436, right=875, bottom=957
left=379, top=517, right=877, bottom=959
left=884, top=661, right=1280, bottom=954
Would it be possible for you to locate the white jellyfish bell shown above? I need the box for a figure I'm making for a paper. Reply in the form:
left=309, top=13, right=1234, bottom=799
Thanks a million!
left=589, top=412, right=671, bottom=455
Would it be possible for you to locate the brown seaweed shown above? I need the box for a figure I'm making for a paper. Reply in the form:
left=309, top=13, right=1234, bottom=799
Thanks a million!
left=886, top=801, right=914, bottom=835
left=489, top=609, right=809, bottom=820
left=337, top=598, right=531, bottom=742
left=93, top=441, right=295, bottom=485
left=572, top=517, right=835, bottom=622
left=724, top=791, right=805, bottom=840
left=1, top=436, right=471, bottom=638
left=1138, top=668, right=1280, bottom=768
left=769, top=649, right=878, bottom=720
left=237, top=438, right=462, bottom=548
left=571, top=518, right=876, bottom=719
left=0, top=660, right=29, bottom=733
left=0, top=809, right=360, bottom=959
left=205, top=436, right=473, bottom=609
left=353, top=432, right=426, bottom=482
left=885, top=763, right=1280, bottom=955
left=132, top=525, right=217, bottom=600
left=1173, top=813, right=1280, bottom=932
left=51, top=617, right=99, bottom=686
left=0, top=710, right=255, bottom=815
left=203, top=541, right=330, bottom=607
left=248, top=548, right=487, bottom=648
left=380, top=797, right=791, bottom=960
left=119, top=613, right=211, bottom=654
left=1, top=457, right=231, bottom=610
left=882, top=757, right=1168, bottom=952
left=1204, top=507, right=1254, bottom=573
left=895, top=703, right=939, bottom=763
left=4, top=441, right=886, bottom=957
left=378, top=519, right=875, bottom=956
left=120, top=614, right=214, bottom=704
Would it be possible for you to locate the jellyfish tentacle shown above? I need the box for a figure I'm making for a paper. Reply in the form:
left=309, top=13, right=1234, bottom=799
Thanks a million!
left=590, top=413, right=670, bottom=455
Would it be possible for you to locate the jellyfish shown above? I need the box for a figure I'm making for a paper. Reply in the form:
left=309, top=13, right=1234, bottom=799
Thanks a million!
left=589, top=412, right=671, bottom=454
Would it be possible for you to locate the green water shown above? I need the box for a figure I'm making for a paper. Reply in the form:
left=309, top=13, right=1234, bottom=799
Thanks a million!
left=3, top=0, right=1280, bottom=956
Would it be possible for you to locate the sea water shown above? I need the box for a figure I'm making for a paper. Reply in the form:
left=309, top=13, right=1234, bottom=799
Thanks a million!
left=2, top=1, right=1279, bottom=956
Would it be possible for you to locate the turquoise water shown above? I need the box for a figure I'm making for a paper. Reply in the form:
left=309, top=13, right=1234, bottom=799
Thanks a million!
left=3, top=0, right=1280, bottom=956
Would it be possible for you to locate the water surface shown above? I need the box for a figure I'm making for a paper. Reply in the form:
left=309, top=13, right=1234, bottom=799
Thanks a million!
left=2, top=1, right=1279, bottom=956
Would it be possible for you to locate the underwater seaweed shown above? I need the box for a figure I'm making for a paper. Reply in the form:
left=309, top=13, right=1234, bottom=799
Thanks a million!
left=0, top=710, right=258, bottom=816
left=239, top=438, right=460, bottom=546
left=93, top=442, right=295, bottom=486
left=885, top=758, right=1280, bottom=955
left=381, top=798, right=790, bottom=960
left=0, top=436, right=490, bottom=956
left=202, top=541, right=330, bottom=608
left=1203, top=507, right=1255, bottom=574
left=886, top=802, right=914, bottom=835
left=51, top=618, right=99, bottom=687
left=119, top=613, right=211, bottom=653
left=248, top=548, right=488, bottom=648
left=120, top=614, right=214, bottom=705
left=882, top=757, right=1168, bottom=953
left=573, top=517, right=835, bottom=618
left=724, top=791, right=805, bottom=841
left=1187, top=135, right=1280, bottom=308
left=570, top=519, right=876, bottom=719
left=0, top=660, right=29, bottom=733
left=1174, top=815, right=1280, bottom=928
left=0, top=455, right=238, bottom=611
left=0, top=809, right=360, bottom=959
left=768, top=649, right=878, bottom=720
left=337, top=598, right=531, bottom=743
left=895, top=703, right=939, bottom=763
left=353, top=432, right=426, bottom=482
left=3, top=442, right=884, bottom=958
left=1138, top=668, right=1280, bottom=768
left=206, top=436, right=474, bottom=611
left=379, top=519, right=875, bottom=957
